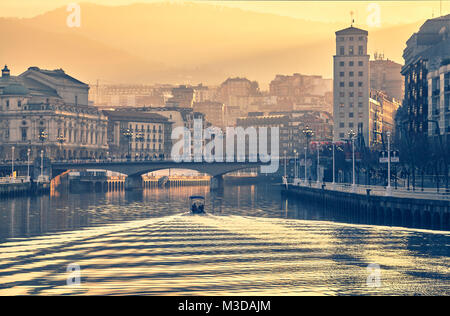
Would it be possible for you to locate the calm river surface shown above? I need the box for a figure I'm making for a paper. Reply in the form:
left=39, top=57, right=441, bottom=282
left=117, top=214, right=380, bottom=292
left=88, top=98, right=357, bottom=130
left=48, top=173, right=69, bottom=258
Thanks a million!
left=0, top=184, right=448, bottom=295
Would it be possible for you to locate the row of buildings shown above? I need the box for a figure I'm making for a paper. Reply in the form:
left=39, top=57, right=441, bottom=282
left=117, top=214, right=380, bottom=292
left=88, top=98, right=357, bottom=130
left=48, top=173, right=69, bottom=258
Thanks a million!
left=332, top=25, right=403, bottom=147
left=333, top=14, right=450, bottom=153
left=0, top=65, right=335, bottom=162
left=0, top=66, right=176, bottom=161
left=401, top=14, right=450, bottom=148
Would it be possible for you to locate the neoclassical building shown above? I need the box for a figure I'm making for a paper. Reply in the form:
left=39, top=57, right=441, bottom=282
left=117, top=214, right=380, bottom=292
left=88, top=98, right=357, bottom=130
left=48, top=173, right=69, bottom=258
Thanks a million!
left=0, top=65, right=108, bottom=161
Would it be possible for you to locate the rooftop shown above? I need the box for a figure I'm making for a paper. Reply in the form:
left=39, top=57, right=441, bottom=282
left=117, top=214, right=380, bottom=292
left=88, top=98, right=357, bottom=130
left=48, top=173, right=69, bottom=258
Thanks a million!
left=335, top=26, right=368, bottom=36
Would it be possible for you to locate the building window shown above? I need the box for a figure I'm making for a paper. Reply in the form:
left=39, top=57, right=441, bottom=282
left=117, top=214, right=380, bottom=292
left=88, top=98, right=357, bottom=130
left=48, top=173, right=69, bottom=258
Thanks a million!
left=358, top=36, right=364, bottom=41
left=339, top=133, right=345, bottom=138
left=349, top=82, right=354, bottom=87
left=358, top=82, right=363, bottom=87
left=349, top=102, right=354, bottom=108
left=349, top=112, right=354, bottom=118
left=340, top=92, right=345, bottom=97
left=339, top=122, right=344, bottom=128
left=358, top=46, right=364, bottom=55
left=75, top=95, right=78, bottom=106
left=358, top=71, right=363, bottom=77
left=349, top=46, right=354, bottom=55
left=339, top=61, right=345, bottom=67
left=349, top=61, right=354, bottom=67
left=349, top=71, right=354, bottom=77
left=349, top=92, right=354, bottom=97
left=358, top=61, right=363, bottom=66
left=349, top=122, right=354, bottom=128
left=340, top=72, right=345, bottom=77
left=349, top=37, right=354, bottom=41
left=21, top=128, right=27, bottom=141
left=6, top=100, right=9, bottom=108
left=358, top=102, right=363, bottom=108
left=339, top=46, right=345, bottom=55
left=339, top=82, right=345, bottom=87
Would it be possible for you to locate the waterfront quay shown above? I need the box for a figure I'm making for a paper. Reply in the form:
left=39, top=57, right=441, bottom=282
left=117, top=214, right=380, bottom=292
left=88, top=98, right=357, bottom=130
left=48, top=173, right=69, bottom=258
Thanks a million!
left=0, top=176, right=50, bottom=197
left=283, top=182, right=450, bottom=231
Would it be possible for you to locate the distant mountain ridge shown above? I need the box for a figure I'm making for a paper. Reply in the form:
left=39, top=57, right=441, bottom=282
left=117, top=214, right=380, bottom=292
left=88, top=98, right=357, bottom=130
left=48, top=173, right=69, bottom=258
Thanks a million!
left=0, top=2, right=423, bottom=87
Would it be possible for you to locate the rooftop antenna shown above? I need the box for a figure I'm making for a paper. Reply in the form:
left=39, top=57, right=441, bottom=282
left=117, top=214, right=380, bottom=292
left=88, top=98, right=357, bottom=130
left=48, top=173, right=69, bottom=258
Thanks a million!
left=350, top=11, right=355, bottom=27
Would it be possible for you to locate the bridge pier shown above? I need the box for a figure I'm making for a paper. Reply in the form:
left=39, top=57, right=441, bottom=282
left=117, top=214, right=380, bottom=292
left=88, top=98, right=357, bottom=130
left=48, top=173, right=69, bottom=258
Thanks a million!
left=125, top=175, right=143, bottom=191
left=210, top=175, right=224, bottom=191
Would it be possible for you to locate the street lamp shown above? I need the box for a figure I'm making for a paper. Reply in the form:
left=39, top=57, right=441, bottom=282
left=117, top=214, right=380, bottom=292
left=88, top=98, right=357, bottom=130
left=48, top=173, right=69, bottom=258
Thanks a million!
left=304, top=146, right=307, bottom=185
left=27, top=148, right=31, bottom=181
left=39, top=129, right=48, bottom=162
left=135, top=130, right=145, bottom=160
left=122, top=128, right=134, bottom=159
left=348, top=130, right=356, bottom=192
left=282, top=150, right=287, bottom=186
left=316, top=142, right=320, bottom=185
left=293, top=149, right=298, bottom=182
left=386, top=131, right=392, bottom=196
left=40, top=149, right=44, bottom=182
left=56, top=134, right=66, bottom=160
left=302, top=126, right=314, bottom=185
left=332, top=142, right=336, bottom=188
left=11, top=146, right=15, bottom=179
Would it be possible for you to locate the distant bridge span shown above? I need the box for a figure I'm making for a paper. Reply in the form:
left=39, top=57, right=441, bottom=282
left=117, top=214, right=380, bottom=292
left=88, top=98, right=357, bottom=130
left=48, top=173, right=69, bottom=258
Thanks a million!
left=51, top=160, right=269, bottom=190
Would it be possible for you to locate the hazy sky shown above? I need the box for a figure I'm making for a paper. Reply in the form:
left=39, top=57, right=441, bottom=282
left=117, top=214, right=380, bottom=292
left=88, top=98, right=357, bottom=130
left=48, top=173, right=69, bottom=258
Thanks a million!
left=0, top=0, right=448, bottom=25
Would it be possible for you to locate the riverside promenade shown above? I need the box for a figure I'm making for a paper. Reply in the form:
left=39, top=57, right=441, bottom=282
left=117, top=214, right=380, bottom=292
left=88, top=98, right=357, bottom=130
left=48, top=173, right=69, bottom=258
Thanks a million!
left=282, top=182, right=450, bottom=231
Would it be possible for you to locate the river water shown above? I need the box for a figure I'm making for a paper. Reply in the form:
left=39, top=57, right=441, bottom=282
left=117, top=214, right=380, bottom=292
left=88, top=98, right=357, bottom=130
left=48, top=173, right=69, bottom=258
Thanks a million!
left=0, top=184, right=448, bottom=295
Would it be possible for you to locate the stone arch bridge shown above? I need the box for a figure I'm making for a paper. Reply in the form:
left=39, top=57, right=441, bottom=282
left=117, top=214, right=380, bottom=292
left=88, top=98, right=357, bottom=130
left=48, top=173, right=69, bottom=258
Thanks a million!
left=51, top=160, right=268, bottom=190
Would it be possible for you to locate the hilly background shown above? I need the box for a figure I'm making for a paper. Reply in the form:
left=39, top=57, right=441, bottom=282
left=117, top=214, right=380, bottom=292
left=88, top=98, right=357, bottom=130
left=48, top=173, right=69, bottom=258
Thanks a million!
left=0, top=2, right=424, bottom=87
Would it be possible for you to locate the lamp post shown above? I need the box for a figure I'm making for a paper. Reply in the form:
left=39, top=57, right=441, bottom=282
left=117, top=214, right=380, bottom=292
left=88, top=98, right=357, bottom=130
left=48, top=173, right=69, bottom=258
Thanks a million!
left=302, top=126, right=314, bottom=185
left=386, top=131, right=392, bottom=196
left=316, top=142, right=320, bottom=185
left=40, top=149, right=44, bottom=182
left=332, top=142, right=336, bottom=188
left=348, top=130, right=356, bottom=192
left=135, top=130, right=144, bottom=160
left=56, top=134, right=66, bottom=161
left=122, top=128, right=133, bottom=159
left=304, top=146, right=307, bottom=184
left=294, top=149, right=298, bottom=181
left=11, top=146, right=15, bottom=179
left=27, top=148, right=31, bottom=181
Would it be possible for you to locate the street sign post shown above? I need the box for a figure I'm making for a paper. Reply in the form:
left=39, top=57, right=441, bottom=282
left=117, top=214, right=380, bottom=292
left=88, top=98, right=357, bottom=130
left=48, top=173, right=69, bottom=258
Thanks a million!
left=379, top=150, right=399, bottom=163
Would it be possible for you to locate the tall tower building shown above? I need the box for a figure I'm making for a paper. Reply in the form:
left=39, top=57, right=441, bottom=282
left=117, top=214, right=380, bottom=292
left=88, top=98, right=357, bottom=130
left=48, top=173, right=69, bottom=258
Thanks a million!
left=333, top=26, right=370, bottom=143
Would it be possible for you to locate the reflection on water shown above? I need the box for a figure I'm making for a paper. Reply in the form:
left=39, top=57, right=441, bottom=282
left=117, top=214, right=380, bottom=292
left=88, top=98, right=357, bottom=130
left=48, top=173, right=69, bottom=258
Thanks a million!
left=0, top=184, right=449, bottom=295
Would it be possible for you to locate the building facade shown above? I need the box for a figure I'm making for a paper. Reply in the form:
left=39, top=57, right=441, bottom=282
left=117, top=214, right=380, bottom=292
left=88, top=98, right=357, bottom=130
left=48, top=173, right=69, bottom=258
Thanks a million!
left=103, top=110, right=172, bottom=159
left=193, top=101, right=225, bottom=128
left=269, top=73, right=333, bottom=112
left=401, top=15, right=450, bottom=142
left=368, top=90, right=401, bottom=146
left=370, top=54, right=404, bottom=102
left=427, top=62, right=450, bottom=146
left=333, top=26, right=370, bottom=143
left=0, top=66, right=108, bottom=162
